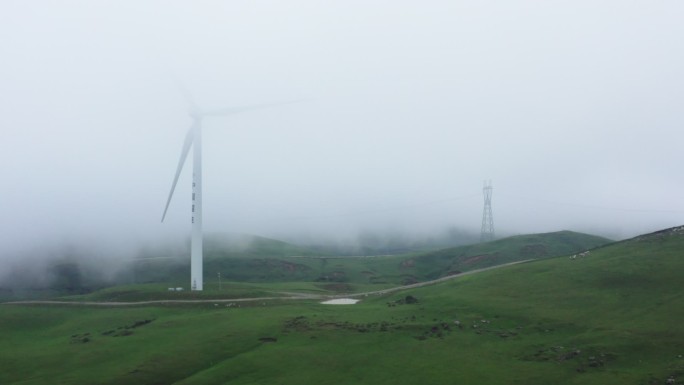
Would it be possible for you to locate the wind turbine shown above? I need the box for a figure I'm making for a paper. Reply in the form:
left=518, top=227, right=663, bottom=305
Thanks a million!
left=161, top=88, right=298, bottom=291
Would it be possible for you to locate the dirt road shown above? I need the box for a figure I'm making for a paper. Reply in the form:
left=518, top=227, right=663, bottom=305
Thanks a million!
left=2, top=260, right=532, bottom=307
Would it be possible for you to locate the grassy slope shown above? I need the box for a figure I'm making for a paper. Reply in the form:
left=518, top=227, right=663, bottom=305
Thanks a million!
left=127, top=234, right=324, bottom=286
left=0, top=231, right=609, bottom=303
left=1, top=227, right=681, bottom=385
left=403, top=230, right=611, bottom=280
left=132, top=231, right=609, bottom=288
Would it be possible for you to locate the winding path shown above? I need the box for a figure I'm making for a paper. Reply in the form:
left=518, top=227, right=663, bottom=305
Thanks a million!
left=2, top=260, right=532, bottom=307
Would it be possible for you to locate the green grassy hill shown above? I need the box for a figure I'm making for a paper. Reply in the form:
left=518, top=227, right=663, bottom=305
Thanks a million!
left=1, top=226, right=681, bottom=384
left=117, top=233, right=326, bottom=289
left=0, top=231, right=609, bottom=301
left=130, top=230, right=609, bottom=289
left=401, top=230, right=611, bottom=280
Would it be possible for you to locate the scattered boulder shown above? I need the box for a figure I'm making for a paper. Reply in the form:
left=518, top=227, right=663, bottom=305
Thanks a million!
left=70, top=333, right=91, bottom=344
left=386, top=295, right=419, bottom=307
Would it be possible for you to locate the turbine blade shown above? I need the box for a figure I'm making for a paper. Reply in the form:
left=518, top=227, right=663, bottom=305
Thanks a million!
left=201, top=99, right=307, bottom=117
left=161, top=125, right=194, bottom=222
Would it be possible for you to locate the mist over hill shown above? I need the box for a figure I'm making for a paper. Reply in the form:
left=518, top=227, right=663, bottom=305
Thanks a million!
left=0, top=227, right=476, bottom=296
left=280, top=226, right=481, bottom=256
left=401, top=230, right=611, bottom=281
left=1, top=1, right=683, bottom=263
left=0, top=227, right=610, bottom=301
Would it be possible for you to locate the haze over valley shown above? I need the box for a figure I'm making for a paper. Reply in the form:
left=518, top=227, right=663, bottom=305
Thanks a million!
left=1, top=1, right=682, bottom=267
left=1, top=3, right=683, bottom=384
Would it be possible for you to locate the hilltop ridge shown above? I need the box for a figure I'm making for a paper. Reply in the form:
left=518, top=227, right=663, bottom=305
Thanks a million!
left=398, top=230, right=611, bottom=281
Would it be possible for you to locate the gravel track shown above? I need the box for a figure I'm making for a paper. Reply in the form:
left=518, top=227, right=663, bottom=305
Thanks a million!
left=2, top=260, right=532, bottom=307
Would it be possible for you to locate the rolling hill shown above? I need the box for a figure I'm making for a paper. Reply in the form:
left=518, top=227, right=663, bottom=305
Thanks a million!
left=0, top=230, right=610, bottom=302
left=2, top=226, right=681, bottom=384
left=399, top=230, right=611, bottom=281
left=129, top=230, right=610, bottom=289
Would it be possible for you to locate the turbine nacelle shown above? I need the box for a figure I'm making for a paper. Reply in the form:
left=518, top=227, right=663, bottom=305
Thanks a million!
left=189, top=110, right=204, bottom=121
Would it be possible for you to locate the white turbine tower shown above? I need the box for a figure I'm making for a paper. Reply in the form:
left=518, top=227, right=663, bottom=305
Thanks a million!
left=161, top=88, right=297, bottom=291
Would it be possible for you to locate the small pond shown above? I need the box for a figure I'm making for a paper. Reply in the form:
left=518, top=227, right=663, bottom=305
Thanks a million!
left=320, top=298, right=360, bottom=305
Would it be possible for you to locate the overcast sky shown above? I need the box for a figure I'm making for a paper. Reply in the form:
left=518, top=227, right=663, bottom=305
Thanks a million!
left=1, top=0, right=683, bottom=256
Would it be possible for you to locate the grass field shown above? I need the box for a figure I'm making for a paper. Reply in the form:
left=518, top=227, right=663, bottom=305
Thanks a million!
left=125, top=230, right=610, bottom=289
left=0, top=230, right=608, bottom=303
left=1, top=227, right=681, bottom=384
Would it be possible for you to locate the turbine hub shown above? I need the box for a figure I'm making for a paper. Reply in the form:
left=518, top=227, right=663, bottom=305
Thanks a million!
left=189, top=110, right=203, bottom=121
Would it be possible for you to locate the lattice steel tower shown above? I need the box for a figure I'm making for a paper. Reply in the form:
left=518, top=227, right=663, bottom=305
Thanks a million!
left=481, top=180, right=494, bottom=242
